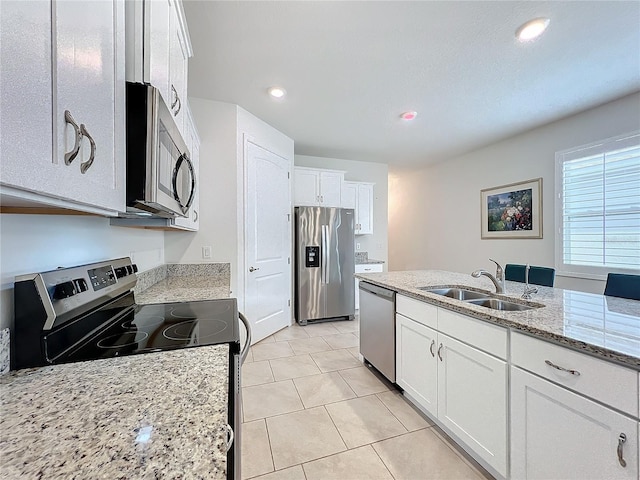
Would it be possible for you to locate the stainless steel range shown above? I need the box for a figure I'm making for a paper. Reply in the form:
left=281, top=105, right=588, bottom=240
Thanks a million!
left=12, top=257, right=249, bottom=480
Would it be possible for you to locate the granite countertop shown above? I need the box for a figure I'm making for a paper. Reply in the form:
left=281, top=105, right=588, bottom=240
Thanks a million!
left=356, top=258, right=385, bottom=265
left=0, top=345, right=230, bottom=479
left=356, top=270, right=640, bottom=369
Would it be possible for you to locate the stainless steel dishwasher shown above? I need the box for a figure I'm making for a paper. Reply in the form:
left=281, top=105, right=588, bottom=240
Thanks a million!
left=359, top=282, right=396, bottom=383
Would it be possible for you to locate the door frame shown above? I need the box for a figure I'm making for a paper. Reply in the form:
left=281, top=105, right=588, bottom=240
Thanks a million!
left=238, top=133, right=294, bottom=337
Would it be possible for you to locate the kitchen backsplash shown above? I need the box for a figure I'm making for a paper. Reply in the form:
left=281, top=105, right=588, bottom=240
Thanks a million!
left=355, top=251, right=369, bottom=263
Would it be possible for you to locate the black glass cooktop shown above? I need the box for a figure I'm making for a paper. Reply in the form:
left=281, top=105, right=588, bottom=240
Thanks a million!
left=46, top=298, right=239, bottom=364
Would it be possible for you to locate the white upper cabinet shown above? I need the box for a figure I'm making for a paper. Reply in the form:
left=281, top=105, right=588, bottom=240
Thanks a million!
left=293, top=167, right=344, bottom=207
left=0, top=0, right=126, bottom=215
left=342, top=181, right=374, bottom=234
left=128, top=0, right=192, bottom=139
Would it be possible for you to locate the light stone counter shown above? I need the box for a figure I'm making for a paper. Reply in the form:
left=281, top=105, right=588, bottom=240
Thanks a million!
left=356, top=270, right=640, bottom=369
left=0, top=345, right=230, bottom=479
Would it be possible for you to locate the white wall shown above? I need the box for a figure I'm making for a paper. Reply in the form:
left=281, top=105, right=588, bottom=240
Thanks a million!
left=165, top=99, right=239, bottom=282
left=294, top=155, right=389, bottom=266
left=389, top=92, right=640, bottom=294
left=0, top=214, right=164, bottom=331
left=164, top=98, right=295, bottom=302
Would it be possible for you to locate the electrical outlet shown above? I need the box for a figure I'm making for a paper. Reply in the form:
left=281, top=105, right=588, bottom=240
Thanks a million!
left=356, top=243, right=361, bottom=251
left=202, top=246, right=212, bottom=259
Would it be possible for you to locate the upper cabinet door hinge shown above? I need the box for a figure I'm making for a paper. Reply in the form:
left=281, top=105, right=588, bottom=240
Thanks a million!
left=288, top=257, right=291, bottom=264
left=288, top=171, right=290, bottom=179
left=288, top=299, right=291, bottom=307
left=287, top=213, right=291, bottom=222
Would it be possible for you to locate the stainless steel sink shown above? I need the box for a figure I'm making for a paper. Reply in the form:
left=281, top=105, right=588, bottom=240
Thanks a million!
left=418, top=287, right=489, bottom=301
left=466, top=298, right=536, bottom=311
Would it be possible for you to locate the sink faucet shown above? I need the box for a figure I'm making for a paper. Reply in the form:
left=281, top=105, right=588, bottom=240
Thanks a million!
left=471, top=258, right=505, bottom=293
left=522, top=264, right=539, bottom=299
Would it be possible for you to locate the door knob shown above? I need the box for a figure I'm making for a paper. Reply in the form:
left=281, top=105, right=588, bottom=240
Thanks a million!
left=249, top=266, right=260, bottom=272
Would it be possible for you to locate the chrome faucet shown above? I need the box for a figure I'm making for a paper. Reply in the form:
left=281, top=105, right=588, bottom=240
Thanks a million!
left=471, top=258, right=505, bottom=294
left=522, top=264, right=539, bottom=299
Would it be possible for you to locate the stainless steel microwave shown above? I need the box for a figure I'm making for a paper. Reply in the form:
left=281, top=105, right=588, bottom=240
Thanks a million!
left=125, top=82, right=195, bottom=218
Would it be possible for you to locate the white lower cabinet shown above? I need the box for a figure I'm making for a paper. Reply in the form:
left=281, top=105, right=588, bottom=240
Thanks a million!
left=438, top=333, right=507, bottom=475
left=511, top=366, right=639, bottom=480
left=354, top=263, right=384, bottom=309
left=396, top=313, right=438, bottom=415
left=395, top=297, right=507, bottom=477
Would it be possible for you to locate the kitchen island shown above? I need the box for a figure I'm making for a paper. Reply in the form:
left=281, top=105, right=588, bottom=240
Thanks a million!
left=355, top=270, right=640, bottom=368
left=356, top=269, right=640, bottom=480
left=1, top=266, right=234, bottom=480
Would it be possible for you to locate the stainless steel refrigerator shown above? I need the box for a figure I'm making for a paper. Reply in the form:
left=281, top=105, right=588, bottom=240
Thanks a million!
left=295, top=207, right=355, bottom=325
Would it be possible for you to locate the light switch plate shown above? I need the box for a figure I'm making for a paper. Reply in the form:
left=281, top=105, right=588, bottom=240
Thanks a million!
left=202, top=246, right=212, bottom=259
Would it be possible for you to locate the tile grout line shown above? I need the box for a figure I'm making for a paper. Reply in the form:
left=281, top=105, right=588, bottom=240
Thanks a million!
left=370, top=442, right=398, bottom=480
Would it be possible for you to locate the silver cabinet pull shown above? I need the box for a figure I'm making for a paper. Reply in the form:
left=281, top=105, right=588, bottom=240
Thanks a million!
left=171, top=84, right=178, bottom=109
left=617, top=433, right=627, bottom=467
left=225, top=424, right=234, bottom=453
left=174, top=94, right=181, bottom=116
left=193, top=210, right=198, bottom=222
left=170, top=85, right=181, bottom=116
left=437, top=343, right=443, bottom=361
left=429, top=339, right=435, bottom=357
left=544, top=360, right=580, bottom=376
left=249, top=266, right=259, bottom=272
left=79, top=124, right=96, bottom=174
left=64, top=110, right=82, bottom=165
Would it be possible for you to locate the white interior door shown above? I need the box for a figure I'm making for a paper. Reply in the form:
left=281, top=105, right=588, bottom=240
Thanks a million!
left=245, top=141, right=292, bottom=343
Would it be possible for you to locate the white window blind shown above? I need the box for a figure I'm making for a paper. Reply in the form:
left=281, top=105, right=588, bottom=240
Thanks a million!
left=555, top=132, right=640, bottom=278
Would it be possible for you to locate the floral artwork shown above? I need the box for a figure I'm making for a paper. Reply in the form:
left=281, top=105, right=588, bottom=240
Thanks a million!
left=487, top=188, right=532, bottom=231
left=481, top=178, right=542, bottom=239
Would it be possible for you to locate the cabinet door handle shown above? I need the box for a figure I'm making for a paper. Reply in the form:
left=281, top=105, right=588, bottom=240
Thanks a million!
left=193, top=210, right=198, bottom=222
left=249, top=266, right=260, bottom=272
left=79, top=124, right=96, bottom=174
left=174, top=94, right=182, bottom=116
left=429, top=340, right=435, bottom=357
left=226, top=424, right=234, bottom=453
left=544, top=360, right=580, bottom=376
left=617, top=433, right=627, bottom=467
left=63, top=110, right=82, bottom=165
left=437, top=343, right=443, bottom=361
left=171, top=84, right=179, bottom=109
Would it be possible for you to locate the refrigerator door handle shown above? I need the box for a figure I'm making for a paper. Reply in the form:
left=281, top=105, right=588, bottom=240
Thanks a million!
left=321, top=225, right=327, bottom=284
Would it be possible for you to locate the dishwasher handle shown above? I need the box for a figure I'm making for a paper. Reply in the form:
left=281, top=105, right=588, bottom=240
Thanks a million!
left=359, top=282, right=395, bottom=300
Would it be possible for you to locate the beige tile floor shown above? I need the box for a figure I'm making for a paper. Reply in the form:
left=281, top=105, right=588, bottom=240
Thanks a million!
left=241, top=317, right=492, bottom=480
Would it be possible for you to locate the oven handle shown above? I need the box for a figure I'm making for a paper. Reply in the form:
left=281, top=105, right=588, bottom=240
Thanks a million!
left=239, top=312, right=251, bottom=364
left=171, top=153, right=196, bottom=214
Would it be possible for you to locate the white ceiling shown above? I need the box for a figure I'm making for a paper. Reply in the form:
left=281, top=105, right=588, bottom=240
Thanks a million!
left=183, top=1, right=640, bottom=167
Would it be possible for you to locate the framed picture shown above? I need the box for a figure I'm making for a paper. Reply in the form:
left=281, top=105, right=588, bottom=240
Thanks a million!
left=481, top=178, right=542, bottom=239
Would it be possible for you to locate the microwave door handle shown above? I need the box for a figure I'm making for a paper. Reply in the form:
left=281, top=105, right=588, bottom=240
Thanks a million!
left=172, top=153, right=196, bottom=213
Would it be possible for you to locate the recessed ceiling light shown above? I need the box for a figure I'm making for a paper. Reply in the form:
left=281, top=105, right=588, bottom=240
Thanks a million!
left=516, top=18, right=550, bottom=42
left=267, top=86, right=286, bottom=99
left=400, top=111, right=418, bottom=121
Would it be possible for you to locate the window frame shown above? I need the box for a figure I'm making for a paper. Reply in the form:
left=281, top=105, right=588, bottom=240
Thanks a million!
left=554, top=131, right=640, bottom=280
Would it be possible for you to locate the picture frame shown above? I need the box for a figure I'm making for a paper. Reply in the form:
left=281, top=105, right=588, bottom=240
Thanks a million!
left=481, top=178, right=542, bottom=239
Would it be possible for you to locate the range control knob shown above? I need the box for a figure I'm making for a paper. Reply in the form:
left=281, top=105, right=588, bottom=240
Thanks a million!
left=74, top=278, right=88, bottom=292
left=114, top=267, right=127, bottom=278
left=53, top=281, right=76, bottom=300
left=132, top=264, right=139, bottom=273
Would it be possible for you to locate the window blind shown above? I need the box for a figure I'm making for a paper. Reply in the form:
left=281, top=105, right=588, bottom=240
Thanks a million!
left=556, top=132, right=640, bottom=276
